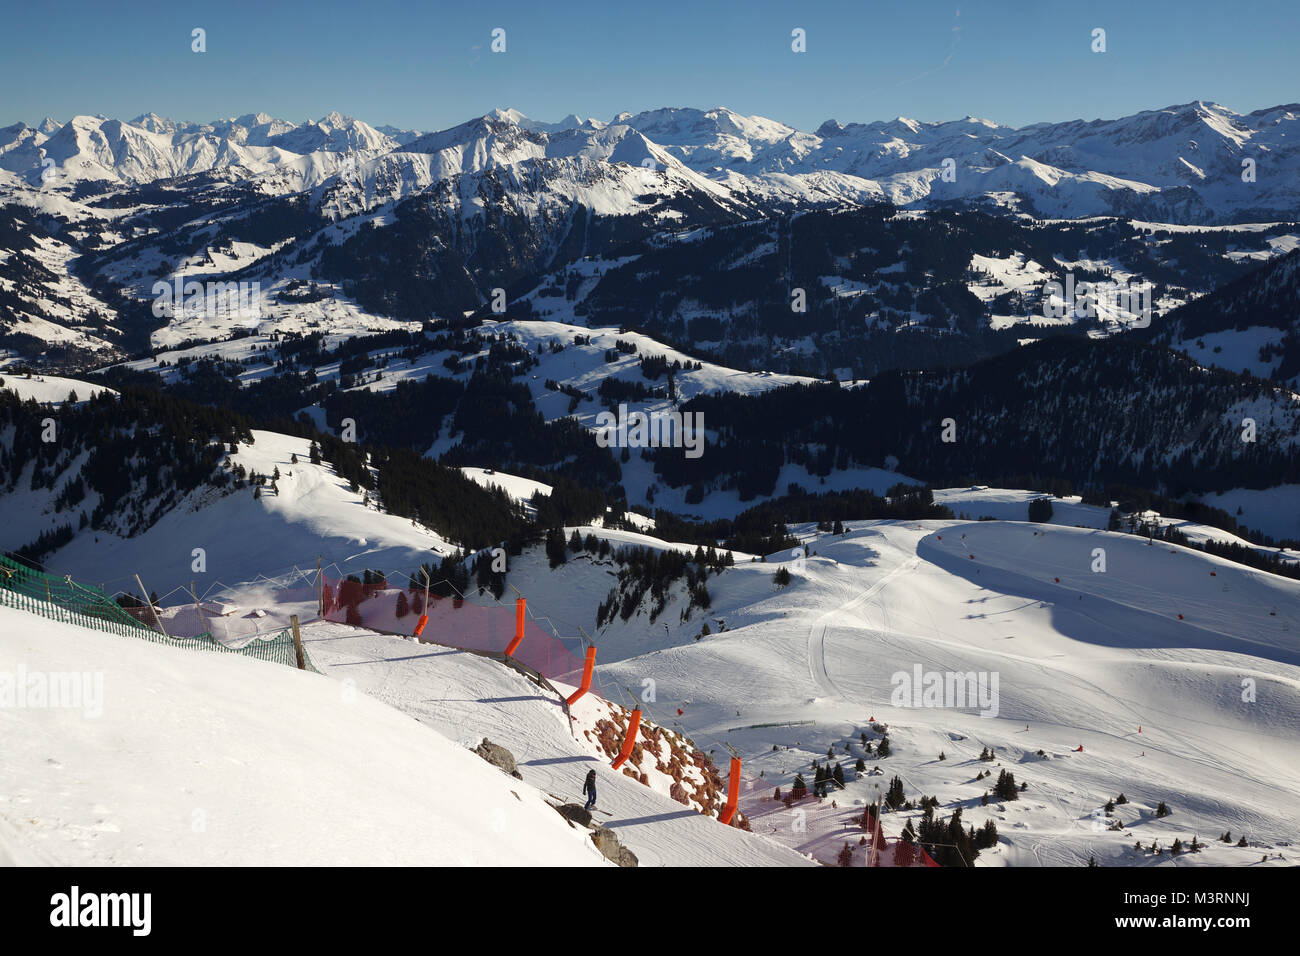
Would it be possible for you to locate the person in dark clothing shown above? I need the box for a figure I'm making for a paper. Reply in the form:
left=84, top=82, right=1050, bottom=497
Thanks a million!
left=582, top=769, right=597, bottom=811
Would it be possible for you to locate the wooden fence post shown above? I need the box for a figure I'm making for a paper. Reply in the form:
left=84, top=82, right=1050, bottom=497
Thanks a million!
left=290, top=614, right=306, bottom=670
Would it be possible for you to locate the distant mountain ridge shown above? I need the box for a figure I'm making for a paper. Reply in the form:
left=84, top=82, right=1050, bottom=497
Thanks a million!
left=2, top=100, right=1298, bottom=379
left=3, top=101, right=1296, bottom=222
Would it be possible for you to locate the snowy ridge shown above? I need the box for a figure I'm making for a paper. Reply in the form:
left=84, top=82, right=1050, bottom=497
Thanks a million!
left=5, top=101, right=1297, bottom=221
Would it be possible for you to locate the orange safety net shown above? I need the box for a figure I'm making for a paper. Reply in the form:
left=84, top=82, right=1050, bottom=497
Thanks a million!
left=318, top=575, right=592, bottom=690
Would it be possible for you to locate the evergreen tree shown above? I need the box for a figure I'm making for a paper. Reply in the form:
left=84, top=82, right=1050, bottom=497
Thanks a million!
left=545, top=528, right=568, bottom=568
left=993, top=769, right=1019, bottom=801
left=791, top=774, right=807, bottom=800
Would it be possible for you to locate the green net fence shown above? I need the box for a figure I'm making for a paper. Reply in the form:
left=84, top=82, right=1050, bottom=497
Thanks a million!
left=0, top=554, right=320, bottom=673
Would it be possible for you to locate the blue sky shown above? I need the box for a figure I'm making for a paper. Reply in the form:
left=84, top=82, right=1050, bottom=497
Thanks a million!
left=2, top=0, right=1296, bottom=133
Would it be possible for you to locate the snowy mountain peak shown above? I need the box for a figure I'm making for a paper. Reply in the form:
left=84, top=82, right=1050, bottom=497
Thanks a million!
left=130, top=112, right=180, bottom=134
left=2, top=100, right=1296, bottom=222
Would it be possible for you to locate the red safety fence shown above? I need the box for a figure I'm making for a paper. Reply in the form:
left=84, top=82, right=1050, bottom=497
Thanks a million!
left=318, top=575, right=593, bottom=689
left=860, top=806, right=941, bottom=867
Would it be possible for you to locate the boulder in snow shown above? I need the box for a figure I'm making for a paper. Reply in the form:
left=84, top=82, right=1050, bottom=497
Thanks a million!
left=590, top=825, right=638, bottom=867
left=473, top=738, right=523, bottom=780
left=554, top=803, right=593, bottom=827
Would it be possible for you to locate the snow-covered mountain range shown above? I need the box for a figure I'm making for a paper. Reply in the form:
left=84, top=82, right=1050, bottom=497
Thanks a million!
left=4, top=101, right=1296, bottom=221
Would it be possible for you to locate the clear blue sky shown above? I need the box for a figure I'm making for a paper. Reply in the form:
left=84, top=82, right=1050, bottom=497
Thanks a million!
left=2, top=0, right=1296, bottom=132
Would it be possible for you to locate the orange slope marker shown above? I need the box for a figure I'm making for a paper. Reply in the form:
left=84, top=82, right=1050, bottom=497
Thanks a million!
left=504, top=597, right=526, bottom=657
left=565, top=646, right=597, bottom=707
left=719, top=756, right=742, bottom=825
left=611, top=708, right=642, bottom=770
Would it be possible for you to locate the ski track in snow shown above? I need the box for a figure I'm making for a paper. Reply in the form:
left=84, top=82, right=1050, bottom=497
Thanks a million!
left=808, top=556, right=920, bottom=701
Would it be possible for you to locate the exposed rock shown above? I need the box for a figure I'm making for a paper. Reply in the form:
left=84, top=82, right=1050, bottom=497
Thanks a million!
left=473, top=738, right=523, bottom=780
left=590, top=825, right=638, bottom=867
left=554, top=803, right=593, bottom=827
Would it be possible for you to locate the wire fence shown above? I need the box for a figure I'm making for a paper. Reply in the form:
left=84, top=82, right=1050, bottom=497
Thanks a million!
left=0, top=554, right=320, bottom=673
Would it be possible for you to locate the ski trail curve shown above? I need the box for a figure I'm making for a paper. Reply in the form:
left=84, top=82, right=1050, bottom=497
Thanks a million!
left=806, top=557, right=921, bottom=699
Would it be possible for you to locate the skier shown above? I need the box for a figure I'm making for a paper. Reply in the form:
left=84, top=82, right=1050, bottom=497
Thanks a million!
left=582, top=769, right=598, bottom=811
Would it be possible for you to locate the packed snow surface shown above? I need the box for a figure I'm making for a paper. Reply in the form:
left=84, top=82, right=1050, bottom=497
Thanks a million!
left=0, top=605, right=606, bottom=866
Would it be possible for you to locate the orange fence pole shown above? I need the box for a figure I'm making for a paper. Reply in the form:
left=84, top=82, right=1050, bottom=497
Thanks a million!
left=413, top=613, right=429, bottom=637
left=504, top=597, right=526, bottom=656
left=565, top=646, right=597, bottom=706
left=718, top=756, right=742, bottom=825
left=610, top=708, right=641, bottom=770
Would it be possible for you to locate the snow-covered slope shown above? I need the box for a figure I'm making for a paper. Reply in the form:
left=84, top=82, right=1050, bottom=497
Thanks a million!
left=499, top=517, right=1300, bottom=865
left=1140, top=247, right=1300, bottom=389
left=0, top=372, right=115, bottom=404
left=184, top=509, right=1300, bottom=866
left=298, top=621, right=812, bottom=867
left=0, top=604, right=606, bottom=865
left=15, top=429, right=458, bottom=599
